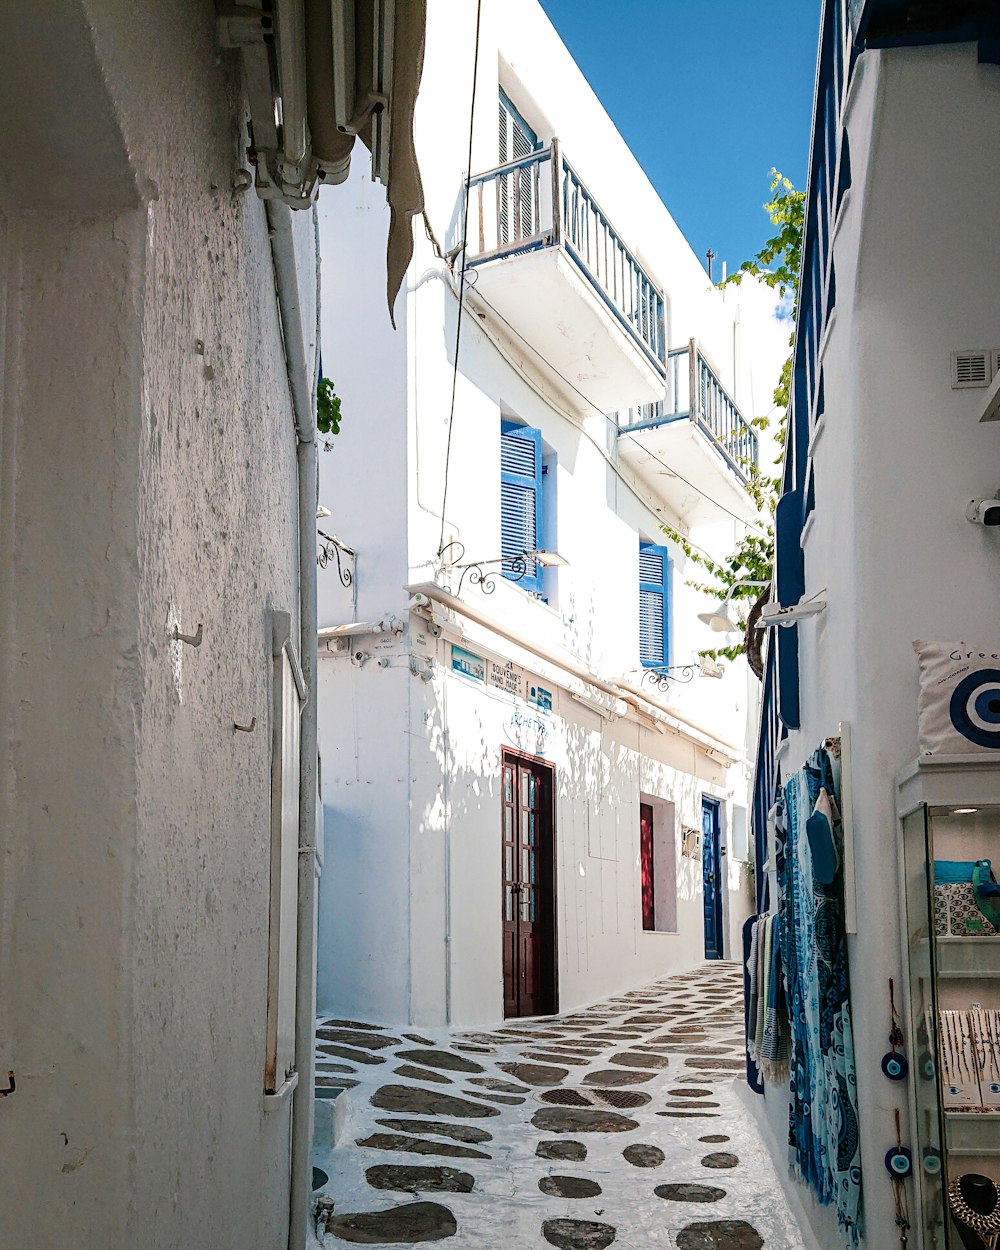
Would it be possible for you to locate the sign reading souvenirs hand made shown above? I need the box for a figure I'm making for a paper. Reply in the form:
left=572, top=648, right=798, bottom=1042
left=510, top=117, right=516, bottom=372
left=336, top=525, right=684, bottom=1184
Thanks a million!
left=489, top=659, right=520, bottom=696
left=449, top=645, right=555, bottom=754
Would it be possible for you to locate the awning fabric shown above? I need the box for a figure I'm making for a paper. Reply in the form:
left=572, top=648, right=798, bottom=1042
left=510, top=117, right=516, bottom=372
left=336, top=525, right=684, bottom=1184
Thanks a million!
left=381, top=0, right=426, bottom=325
left=303, top=0, right=426, bottom=323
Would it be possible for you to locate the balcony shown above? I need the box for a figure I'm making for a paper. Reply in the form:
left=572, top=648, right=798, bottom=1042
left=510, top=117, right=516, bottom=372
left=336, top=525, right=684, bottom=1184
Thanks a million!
left=617, top=342, right=760, bottom=524
left=465, top=140, right=666, bottom=414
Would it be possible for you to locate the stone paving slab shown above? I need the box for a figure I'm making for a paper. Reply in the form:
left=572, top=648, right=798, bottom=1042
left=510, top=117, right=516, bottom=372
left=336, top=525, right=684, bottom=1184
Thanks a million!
left=313, top=963, right=806, bottom=1249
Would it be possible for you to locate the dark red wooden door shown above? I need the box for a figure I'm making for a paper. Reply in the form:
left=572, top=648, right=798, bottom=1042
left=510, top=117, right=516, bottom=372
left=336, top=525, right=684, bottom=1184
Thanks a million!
left=502, top=751, right=556, bottom=1018
left=640, top=802, right=655, bottom=931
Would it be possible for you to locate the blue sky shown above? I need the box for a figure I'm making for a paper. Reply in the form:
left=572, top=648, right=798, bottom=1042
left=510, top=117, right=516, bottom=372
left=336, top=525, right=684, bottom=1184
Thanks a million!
left=538, top=1, right=821, bottom=276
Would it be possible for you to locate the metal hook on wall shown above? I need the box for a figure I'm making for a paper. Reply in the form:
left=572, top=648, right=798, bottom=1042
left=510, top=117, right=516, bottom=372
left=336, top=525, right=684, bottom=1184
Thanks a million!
left=233, top=716, right=257, bottom=734
left=172, top=623, right=204, bottom=648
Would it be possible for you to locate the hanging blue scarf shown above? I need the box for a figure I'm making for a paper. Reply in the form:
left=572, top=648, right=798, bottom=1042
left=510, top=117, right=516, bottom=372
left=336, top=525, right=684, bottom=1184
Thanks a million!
left=779, top=746, right=864, bottom=1246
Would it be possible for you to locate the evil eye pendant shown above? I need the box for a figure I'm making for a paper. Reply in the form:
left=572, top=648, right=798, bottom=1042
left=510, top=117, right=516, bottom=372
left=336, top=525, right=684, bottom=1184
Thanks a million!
left=881, top=1051, right=908, bottom=1081
left=922, top=1148, right=942, bottom=1176
left=885, top=1147, right=913, bottom=1179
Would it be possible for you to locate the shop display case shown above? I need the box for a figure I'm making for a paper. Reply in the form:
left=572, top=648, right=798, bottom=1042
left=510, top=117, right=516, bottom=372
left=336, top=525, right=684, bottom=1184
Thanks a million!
left=898, top=757, right=1000, bottom=1250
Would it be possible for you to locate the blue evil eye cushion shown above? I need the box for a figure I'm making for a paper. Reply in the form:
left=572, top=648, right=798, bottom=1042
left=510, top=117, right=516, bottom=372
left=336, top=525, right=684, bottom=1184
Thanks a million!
left=913, top=641, right=1000, bottom=754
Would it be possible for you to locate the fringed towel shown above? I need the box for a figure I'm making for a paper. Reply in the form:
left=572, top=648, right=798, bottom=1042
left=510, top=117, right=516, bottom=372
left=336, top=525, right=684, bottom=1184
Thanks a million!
left=780, top=747, right=863, bottom=1247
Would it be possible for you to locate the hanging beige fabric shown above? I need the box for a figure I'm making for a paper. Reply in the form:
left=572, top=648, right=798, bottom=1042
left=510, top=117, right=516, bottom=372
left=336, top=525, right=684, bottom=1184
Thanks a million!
left=380, top=0, right=426, bottom=326
left=304, top=0, right=426, bottom=323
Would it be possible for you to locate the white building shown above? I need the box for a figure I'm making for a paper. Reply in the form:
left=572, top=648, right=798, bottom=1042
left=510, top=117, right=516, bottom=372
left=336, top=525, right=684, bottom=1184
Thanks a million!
left=0, top=3, right=422, bottom=1247
left=316, top=0, right=782, bottom=1030
left=750, top=4, right=1000, bottom=1249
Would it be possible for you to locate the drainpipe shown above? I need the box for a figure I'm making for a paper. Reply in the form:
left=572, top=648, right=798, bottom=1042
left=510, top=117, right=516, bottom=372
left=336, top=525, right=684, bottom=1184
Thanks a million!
left=266, top=199, right=319, bottom=1250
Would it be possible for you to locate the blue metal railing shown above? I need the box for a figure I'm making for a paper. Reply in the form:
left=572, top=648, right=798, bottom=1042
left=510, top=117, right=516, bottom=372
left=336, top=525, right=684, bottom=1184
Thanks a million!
left=616, top=342, right=759, bottom=484
left=467, top=140, right=666, bottom=377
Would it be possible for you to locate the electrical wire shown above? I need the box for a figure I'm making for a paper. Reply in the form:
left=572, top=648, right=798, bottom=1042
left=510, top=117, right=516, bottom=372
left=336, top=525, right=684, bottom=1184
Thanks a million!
left=464, top=280, right=770, bottom=537
left=437, top=0, right=483, bottom=558
left=440, top=267, right=728, bottom=568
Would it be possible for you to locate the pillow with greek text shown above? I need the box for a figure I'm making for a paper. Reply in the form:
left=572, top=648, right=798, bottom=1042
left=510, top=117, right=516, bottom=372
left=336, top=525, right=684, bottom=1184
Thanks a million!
left=913, top=641, right=1000, bottom=754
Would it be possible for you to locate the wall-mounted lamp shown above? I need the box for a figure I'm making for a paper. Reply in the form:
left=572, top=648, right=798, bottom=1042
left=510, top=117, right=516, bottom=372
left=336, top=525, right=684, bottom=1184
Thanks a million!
left=439, top=540, right=568, bottom=596
left=697, top=580, right=769, bottom=634
left=754, top=591, right=827, bottom=629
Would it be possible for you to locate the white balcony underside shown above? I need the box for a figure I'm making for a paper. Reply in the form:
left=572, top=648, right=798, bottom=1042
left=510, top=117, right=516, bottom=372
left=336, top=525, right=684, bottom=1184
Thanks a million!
left=619, top=419, right=761, bottom=525
left=467, top=247, right=666, bottom=415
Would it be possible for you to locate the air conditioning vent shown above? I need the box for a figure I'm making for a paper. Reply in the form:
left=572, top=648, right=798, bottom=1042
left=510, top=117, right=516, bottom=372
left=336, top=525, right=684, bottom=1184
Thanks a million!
left=952, top=349, right=993, bottom=389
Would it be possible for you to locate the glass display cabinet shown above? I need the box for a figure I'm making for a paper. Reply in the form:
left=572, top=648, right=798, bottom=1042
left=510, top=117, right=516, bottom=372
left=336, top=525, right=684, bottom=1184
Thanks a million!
left=898, top=757, right=1000, bottom=1250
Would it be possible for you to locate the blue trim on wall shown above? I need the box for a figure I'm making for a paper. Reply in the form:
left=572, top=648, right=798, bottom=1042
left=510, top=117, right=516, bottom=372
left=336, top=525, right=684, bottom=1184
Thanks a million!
left=753, top=0, right=849, bottom=840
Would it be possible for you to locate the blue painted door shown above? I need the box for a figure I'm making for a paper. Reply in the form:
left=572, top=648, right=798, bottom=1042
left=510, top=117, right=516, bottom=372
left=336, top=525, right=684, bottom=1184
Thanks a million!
left=702, top=797, right=723, bottom=960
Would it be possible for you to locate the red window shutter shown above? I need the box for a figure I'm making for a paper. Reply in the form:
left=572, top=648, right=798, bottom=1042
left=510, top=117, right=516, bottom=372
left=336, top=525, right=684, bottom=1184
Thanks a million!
left=640, top=803, right=655, bottom=931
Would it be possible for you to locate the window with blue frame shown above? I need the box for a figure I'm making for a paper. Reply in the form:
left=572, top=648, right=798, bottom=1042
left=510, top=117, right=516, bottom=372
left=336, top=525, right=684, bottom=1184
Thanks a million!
left=499, top=89, right=540, bottom=248
left=639, top=542, right=670, bottom=668
left=501, top=423, right=544, bottom=595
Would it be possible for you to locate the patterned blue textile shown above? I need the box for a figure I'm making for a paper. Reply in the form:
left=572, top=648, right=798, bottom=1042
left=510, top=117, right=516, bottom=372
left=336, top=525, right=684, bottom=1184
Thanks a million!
left=779, top=746, right=863, bottom=1245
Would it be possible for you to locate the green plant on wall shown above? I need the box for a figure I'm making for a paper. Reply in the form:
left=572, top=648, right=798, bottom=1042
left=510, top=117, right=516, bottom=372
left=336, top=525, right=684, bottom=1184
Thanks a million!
left=317, top=376, right=343, bottom=438
left=663, top=170, right=803, bottom=677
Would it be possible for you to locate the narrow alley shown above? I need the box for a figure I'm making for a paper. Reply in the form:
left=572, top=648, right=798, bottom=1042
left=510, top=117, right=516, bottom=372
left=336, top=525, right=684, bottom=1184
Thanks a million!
left=312, top=964, right=805, bottom=1249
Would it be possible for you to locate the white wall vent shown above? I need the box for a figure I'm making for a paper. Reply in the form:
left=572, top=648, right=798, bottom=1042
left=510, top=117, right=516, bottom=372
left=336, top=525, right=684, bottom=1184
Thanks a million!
left=951, top=349, right=994, bottom=389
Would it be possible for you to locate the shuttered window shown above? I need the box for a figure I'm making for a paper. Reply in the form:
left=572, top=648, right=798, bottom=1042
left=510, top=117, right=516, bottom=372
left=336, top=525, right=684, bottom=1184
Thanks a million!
left=639, top=543, right=670, bottom=668
left=501, top=424, right=544, bottom=595
left=499, top=89, right=538, bottom=247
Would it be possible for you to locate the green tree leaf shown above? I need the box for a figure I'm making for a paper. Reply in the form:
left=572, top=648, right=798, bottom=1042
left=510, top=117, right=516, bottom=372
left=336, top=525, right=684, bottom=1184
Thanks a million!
left=670, top=170, right=802, bottom=667
left=317, top=376, right=343, bottom=437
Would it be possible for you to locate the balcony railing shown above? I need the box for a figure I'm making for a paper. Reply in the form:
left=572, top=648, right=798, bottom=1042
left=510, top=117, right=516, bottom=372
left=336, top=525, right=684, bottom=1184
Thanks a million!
left=466, top=140, right=666, bottom=378
left=616, top=341, right=759, bottom=484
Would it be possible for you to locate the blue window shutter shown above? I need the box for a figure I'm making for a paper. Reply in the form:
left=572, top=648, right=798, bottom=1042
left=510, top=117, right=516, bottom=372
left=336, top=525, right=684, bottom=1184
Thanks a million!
left=639, top=543, right=670, bottom=668
left=777, top=621, right=801, bottom=731
left=501, top=425, right=544, bottom=594
left=774, top=487, right=803, bottom=730
left=775, top=489, right=805, bottom=608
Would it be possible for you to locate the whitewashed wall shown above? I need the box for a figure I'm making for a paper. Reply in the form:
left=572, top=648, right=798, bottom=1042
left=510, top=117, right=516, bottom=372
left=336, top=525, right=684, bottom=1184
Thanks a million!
left=315, top=0, right=780, bottom=1028
left=758, top=42, right=1000, bottom=1250
left=0, top=4, right=314, bottom=1247
left=318, top=621, right=737, bottom=1029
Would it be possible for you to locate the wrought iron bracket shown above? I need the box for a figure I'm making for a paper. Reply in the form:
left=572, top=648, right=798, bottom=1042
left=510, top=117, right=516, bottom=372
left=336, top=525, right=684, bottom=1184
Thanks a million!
left=641, top=665, right=698, bottom=691
left=438, top=539, right=530, bottom=596
left=317, top=529, right=356, bottom=589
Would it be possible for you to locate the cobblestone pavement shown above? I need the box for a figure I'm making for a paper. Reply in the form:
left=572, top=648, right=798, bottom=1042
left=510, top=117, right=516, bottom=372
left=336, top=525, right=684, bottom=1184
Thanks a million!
left=312, top=963, right=806, bottom=1250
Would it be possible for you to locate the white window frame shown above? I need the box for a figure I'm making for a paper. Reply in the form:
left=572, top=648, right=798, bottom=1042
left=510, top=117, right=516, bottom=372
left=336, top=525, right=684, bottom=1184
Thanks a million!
left=264, top=610, right=307, bottom=1096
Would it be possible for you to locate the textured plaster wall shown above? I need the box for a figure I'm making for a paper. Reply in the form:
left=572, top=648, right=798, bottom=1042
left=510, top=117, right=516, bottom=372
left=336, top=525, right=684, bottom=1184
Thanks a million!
left=0, top=2, right=312, bottom=1247
left=0, top=208, right=143, bottom=1249
left=762, top=43, right=1000, bottom=1250
left=315, top=0, right=770, bottom=1031
left=317, top=622, right=737, bottom=1031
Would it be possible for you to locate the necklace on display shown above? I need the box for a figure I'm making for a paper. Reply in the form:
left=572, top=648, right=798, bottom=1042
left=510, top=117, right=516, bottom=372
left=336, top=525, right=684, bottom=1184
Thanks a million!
left=948, top=1177, right=1000, bottom=1250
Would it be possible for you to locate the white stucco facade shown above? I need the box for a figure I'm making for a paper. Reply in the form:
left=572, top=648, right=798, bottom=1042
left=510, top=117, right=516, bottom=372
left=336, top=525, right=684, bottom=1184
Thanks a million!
left=315, top=0, right=784, bottom=1030
left=0, top=4, right=320, bottom=1247
left=750, top=16, right=1000, bottom=1250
